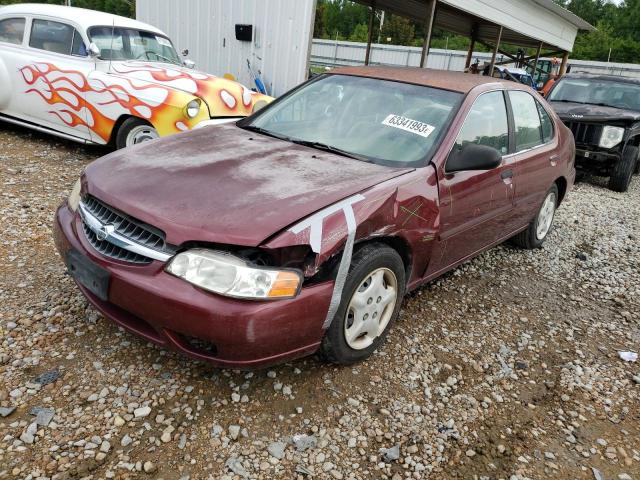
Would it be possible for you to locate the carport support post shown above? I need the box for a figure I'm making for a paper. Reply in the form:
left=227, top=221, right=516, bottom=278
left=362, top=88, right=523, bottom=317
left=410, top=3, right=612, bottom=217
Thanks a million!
left=464, top=26, right=477, bottom=71
left=364, top=1, right=376, bottom=66
left=419, top=0, right=437, bottom=68
left=559, top=51, right=569, bottom=76
left=489, top=26, right=503, bottom=77
left=532, top=41, right=543, bottom=78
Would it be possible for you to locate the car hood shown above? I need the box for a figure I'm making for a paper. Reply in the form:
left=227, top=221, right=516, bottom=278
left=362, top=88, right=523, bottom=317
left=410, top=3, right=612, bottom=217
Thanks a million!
left=109, top=61, right=272, bottom=117
left=551, top=101, right=640, bottom=123
left=84, top=124, right=414, bottom=247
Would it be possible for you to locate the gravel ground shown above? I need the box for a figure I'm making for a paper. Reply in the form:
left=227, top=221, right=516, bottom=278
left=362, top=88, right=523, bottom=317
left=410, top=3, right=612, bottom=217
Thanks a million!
left=1, top=123, right=639, bottom=480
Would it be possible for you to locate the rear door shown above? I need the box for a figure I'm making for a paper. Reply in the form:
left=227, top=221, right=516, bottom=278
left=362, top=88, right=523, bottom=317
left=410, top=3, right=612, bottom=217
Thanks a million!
left=430, top=90, right=517, bottom=274
left=507, top=90, right=558, bottom=223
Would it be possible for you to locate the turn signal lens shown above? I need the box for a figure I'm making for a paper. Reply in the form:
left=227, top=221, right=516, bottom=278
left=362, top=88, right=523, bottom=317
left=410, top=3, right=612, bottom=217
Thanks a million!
left=268, top=271, right=302, bottom=298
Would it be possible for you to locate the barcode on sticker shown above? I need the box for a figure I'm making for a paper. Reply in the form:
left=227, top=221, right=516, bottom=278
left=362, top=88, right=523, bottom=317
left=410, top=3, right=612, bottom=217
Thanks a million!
left=382, top=114, right=435, bottom=138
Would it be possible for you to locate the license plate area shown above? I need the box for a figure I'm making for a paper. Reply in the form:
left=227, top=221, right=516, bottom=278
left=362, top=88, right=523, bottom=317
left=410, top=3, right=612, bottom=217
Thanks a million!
left=65, top=250, right=110, bottom=301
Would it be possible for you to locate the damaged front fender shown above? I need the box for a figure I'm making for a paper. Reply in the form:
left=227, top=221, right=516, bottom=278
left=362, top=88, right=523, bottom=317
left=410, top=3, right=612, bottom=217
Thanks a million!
left=262, top=166, right=441, bottom=326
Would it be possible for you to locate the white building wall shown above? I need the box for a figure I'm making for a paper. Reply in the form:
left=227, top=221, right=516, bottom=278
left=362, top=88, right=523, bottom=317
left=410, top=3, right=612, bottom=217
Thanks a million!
left=136, top=0, right=317, bottom=97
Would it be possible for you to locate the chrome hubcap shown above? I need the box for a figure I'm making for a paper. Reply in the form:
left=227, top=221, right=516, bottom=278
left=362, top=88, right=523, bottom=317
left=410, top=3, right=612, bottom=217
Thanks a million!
left=344, top=268, right=398, bottom=350
left=536, top=191, right=557, bottom=240
left=126, top=125, right=159, bottom=146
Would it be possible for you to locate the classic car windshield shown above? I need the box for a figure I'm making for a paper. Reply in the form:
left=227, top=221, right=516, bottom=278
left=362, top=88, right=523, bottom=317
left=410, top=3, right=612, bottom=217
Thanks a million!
left=88, top=26, right=181, bottom=65
left=549, top=78, right=640, bottom=112
left=245, top=75, right=462, bottom=167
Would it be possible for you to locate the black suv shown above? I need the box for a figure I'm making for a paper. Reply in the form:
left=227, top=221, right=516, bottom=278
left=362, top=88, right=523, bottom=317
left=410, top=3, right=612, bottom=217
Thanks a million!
left=547, top=73, right=640, bottom=192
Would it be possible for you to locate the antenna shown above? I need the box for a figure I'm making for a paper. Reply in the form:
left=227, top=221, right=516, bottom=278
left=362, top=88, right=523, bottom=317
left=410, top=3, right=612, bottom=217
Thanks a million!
left=108, top=18, right=115, bottom=73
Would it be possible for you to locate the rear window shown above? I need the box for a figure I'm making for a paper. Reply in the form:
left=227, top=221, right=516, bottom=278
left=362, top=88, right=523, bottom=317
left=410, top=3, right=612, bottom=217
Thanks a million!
left=0, top=17, right=25, bottom=45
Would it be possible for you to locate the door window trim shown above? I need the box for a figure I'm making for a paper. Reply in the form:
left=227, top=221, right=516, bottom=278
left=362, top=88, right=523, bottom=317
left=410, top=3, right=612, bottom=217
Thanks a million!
left=504, top=90, right=556, bottom=157
left=25, top=16, right=90, bottom=59
left=445, top=88, right=511, bottom=172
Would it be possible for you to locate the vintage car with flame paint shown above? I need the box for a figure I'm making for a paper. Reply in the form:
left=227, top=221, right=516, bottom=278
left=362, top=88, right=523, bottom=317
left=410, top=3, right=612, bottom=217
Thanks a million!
left=0, top=4, right=271, bottom=148
left=54, top=67, right=575, bottom=368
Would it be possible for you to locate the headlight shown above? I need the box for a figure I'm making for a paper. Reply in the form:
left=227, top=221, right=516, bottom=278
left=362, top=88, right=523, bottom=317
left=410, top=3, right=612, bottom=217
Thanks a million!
left=599, top=126, right=625, bottom=149
left=252, top=100, right=268, bottom=114
left=166, top=249, right=302, bottom=300
left=186, top=99, right=201, bottom=119
left=68, top=178, right=81, bottom=212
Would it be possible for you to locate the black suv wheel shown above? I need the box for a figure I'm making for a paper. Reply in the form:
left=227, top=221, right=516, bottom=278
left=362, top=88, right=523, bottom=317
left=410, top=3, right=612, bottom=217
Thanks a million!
left=609, top=145, right=638, bottom=192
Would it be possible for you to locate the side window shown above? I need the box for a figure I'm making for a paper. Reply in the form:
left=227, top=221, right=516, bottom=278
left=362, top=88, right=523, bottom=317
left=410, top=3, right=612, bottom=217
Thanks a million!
left=71, top=30, right=87, bottom=56
left=453, top=91, right=509, bottom=155
left=509, top=91, right=543, bottom=151
left=30, top=19, right=84, bottom=56
left=0, top=17, right=26, bottom=45
left=536, top=101, right=554, bottom=143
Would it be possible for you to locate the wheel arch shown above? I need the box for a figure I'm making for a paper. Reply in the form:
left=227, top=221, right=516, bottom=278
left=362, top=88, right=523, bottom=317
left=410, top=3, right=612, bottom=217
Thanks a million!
left=108, top=114, right=155, bottom=146
left=554, top=176, right=568, bottom=205
left=353, top=236, right=413, bottom=286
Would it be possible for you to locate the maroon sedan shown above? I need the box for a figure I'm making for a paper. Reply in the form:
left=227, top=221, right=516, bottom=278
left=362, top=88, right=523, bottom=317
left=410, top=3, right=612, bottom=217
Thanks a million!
left=54, top=67, right=575, bottom=368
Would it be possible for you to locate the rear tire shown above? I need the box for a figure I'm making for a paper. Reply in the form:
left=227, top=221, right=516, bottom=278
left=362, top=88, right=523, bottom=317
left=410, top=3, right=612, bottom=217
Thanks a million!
left=320, top=244, right=406, bottom=365
left=115, top=117, right=159, bottom=150
left=512, top=184, right=559, bottom=250
left=609, top=145, right=637, bottom=192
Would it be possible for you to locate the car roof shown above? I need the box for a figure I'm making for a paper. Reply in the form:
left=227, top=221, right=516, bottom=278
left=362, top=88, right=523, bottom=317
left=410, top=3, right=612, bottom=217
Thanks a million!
left=329, top=66, right=513, bottom=93
left=0, top=3, right=165, bottom=35
left=561, top=72, right=640, bottom=85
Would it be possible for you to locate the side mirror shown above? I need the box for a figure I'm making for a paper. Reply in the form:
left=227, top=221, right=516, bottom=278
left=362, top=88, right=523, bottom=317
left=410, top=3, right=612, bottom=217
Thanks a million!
left=88, top=42, right=101, bottom=58
left=181, top=49, right=189, bottom=57
left=446, top=143, right=503, bottom=173
left=183, top=59, right=196, bottom=69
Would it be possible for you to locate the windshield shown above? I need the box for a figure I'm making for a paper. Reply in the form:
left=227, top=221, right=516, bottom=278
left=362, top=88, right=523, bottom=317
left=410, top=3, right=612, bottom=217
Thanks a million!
left=88, top=26, right=181, bottom=65
left=244, top=74, right=462, bottom=167
left=549, top=78, right=640, bottom=111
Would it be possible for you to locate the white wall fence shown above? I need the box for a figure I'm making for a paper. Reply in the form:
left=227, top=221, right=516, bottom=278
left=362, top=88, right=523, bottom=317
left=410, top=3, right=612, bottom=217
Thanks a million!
left=311, top=39, right=640, bottom=79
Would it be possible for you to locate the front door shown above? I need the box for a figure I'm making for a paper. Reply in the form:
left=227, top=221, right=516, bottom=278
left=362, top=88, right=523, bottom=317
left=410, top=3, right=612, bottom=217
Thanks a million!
left=428, top=90, right=517, bottom=275
left=13, top=17, right=92, bottom=140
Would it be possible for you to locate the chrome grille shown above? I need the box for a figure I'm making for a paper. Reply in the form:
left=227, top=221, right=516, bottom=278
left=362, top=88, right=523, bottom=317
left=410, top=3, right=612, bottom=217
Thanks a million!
left=82, top=223, right=153, bottom=264
left=563, top=121, right=603, bottom=146
left=80, top=196, right=171, bottom=264
left=83, top=196, right=166, bottom=251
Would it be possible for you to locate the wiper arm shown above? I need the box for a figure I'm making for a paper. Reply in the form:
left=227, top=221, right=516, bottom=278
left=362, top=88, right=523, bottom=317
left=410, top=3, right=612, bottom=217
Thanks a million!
left=241, top=125, right=292, bottom=142
left=291, top=139, right=371, bottom=162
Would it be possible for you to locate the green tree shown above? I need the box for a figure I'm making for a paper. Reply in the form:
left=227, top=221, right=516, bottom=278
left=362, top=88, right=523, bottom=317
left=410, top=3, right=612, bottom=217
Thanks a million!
left=380, top=14, right=414, bottom=45
left=349, top=23, right=370, bottom=43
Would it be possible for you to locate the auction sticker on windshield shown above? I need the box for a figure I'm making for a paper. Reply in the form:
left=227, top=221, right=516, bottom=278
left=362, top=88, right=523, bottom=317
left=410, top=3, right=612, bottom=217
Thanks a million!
left=382, top=114, right=435, bottom=138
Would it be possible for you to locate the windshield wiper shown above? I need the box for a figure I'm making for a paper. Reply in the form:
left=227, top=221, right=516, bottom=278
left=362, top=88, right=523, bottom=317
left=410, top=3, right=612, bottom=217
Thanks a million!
left=290, top=139, right=371, bottom=162
left=241, top=125, right=293, bottom=142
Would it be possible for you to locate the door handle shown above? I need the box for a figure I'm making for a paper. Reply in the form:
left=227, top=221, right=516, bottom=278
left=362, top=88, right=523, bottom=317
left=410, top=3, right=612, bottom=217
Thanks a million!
left=549, top=154, right=559, bottom=166
left=501, top=169, right=513, bottom=180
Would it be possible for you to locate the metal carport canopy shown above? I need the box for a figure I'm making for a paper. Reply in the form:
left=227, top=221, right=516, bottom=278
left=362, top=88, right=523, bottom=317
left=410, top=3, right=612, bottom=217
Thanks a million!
left=353, top=0, right=594, bottom=53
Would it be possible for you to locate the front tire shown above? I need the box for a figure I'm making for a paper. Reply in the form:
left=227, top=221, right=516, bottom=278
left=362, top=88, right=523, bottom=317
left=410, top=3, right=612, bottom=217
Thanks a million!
left=321, top=244, right=406, bottom=365
left=609, top=145, right=638, bottom=192
left=115, top=118, right=159, bottom=150
left=512, top=184, right=558, bottom=250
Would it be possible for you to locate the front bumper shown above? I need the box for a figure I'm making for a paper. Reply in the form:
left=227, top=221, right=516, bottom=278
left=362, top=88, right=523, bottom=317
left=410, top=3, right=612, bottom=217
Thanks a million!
left=53, top=204, right=333, bottom=369
left=575, top=147, right=621, bottom=174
